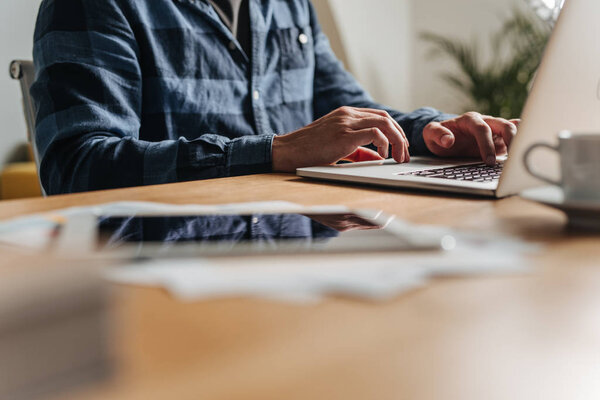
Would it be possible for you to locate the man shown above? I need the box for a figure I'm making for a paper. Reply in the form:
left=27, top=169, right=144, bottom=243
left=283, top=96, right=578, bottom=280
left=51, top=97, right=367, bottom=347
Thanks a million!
left=31, top=0, right=517, bottom=195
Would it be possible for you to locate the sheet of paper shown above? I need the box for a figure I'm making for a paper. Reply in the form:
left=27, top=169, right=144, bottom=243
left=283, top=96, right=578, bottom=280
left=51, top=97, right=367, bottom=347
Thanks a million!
left=106, top=230, right=536, bottom=304
left=0, top=216, right=59, bottom=250
left=106, top=258, right=429, bottom=303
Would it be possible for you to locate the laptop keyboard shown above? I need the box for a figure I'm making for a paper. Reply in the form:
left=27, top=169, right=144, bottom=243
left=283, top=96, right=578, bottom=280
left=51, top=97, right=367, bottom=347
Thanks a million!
left=397, top=162, right=504, bottom=183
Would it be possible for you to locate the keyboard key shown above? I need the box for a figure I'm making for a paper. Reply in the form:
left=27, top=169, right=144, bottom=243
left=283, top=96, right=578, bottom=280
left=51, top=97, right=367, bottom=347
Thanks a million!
left=398, top=162, right=503, bottom=183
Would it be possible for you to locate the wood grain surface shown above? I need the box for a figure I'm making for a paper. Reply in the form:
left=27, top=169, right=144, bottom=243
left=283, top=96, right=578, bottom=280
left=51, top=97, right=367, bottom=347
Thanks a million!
left=2, top=174, right=599, bottom=400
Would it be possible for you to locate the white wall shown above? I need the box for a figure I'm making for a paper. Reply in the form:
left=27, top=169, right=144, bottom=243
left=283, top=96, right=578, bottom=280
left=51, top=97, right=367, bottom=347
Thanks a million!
left=410, top=0, right=518, bottom=114
left=0, top=0, right=40, bottom=165
left=323, top=0, right=518, bottom=114
left=327, top=0, right=413, bottom=111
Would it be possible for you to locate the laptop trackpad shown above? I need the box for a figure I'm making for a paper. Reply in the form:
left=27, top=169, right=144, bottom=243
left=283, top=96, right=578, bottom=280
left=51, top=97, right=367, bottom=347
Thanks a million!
left=334, top=156, right=484, bottom=173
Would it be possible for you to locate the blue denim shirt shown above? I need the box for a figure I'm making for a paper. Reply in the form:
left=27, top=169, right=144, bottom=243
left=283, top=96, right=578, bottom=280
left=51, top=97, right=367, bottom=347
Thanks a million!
left=31, top=0, right=453, bottom=195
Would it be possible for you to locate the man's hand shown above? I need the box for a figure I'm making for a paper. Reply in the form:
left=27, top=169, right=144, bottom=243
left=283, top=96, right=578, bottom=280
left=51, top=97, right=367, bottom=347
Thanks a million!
left=423, top=112, right=519, bottom=166
left=272, top=106, right=409, bottom=172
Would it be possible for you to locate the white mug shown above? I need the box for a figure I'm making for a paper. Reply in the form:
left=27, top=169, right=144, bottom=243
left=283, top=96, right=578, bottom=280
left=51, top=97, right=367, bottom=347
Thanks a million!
left=523, top=131, right=600, bottom=201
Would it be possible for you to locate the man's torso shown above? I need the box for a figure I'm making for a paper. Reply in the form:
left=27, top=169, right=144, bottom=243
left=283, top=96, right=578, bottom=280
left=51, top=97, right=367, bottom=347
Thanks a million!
left=126, top=0, right=316, bottom=141
left=208, top=0, right=251, bottom=55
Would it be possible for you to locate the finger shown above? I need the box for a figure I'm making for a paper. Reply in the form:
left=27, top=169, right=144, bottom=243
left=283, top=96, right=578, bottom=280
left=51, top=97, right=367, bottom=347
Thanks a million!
left=349, top=116, right=408, bottom=163
left=332, top=106, right=408, bottom=162
left=460, top=112, right=497, bottom=166
left=482, top=116, right=517, bottom=149
left=343, top=147, right=384, bottom=162
left=424, top=121, right=455, bottom=149
left=353, top=108, right=409, bottom=145
left=380, top=112, right=411, bottom=162
left=493, top=134, right=508, bottom=156
left=352, top=128, right=391, bottom=160
left=348, top=107, right=410, bottom=162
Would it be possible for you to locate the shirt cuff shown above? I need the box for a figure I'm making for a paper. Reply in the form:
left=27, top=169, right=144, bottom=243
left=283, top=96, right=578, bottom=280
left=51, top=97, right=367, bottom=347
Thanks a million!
left=227, top=134, right=275, bottom=176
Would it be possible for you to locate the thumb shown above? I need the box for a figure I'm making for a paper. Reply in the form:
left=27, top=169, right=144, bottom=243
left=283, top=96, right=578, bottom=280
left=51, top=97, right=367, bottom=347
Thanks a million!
left=427, top=122, right=456, bottom=149
left=343, top=147, right=385, bottom=163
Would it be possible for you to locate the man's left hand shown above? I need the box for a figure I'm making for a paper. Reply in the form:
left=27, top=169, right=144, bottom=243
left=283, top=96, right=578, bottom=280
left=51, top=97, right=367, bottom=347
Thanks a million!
left=423, top=112, right=519, bottom=166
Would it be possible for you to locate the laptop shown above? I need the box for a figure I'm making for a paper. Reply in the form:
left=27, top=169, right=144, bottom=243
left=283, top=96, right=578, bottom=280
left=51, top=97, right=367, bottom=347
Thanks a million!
left=298, top=0, right=600, bottom=198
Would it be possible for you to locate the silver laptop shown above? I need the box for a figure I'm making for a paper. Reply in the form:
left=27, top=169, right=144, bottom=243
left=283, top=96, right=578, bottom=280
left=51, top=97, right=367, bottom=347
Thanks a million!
left=298, top=0, right=600, bottom=198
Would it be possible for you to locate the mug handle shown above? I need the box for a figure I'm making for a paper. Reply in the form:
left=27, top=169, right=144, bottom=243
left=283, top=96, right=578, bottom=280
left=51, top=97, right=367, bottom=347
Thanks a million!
left=523, top=143, right=561, bottom=186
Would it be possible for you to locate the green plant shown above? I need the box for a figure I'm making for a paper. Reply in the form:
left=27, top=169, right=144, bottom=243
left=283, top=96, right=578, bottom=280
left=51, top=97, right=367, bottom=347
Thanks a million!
left=422, top=8, right=552, bottom=119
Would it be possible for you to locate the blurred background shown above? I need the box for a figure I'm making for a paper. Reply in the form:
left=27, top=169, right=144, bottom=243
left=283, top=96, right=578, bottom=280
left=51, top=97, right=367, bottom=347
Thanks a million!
left=0, top=0, right=558, bottom=199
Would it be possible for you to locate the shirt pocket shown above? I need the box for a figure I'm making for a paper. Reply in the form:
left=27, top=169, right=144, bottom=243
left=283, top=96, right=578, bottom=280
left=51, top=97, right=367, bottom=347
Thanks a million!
left=276, top=26, right=315, bottom=104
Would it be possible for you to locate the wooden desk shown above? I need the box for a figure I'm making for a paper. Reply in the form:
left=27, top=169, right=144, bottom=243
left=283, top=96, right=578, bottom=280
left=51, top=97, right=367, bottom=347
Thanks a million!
left=2, top=174, right=599, bottom=400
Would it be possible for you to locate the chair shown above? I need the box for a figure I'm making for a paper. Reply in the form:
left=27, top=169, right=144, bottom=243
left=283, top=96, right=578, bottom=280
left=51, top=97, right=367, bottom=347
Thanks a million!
left=7, top=60, right=45, bottom=197
left=9, top=61, right=40, bottom=163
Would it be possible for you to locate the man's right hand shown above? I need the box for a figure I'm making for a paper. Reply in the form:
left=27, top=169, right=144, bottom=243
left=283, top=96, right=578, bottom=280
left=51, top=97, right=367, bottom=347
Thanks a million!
left=272, top=106, right=410, bottom=172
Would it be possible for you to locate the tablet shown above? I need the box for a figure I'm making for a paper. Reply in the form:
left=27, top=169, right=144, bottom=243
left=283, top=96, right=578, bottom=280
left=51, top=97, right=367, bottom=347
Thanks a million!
left=59, top=210, right=447, bottom=258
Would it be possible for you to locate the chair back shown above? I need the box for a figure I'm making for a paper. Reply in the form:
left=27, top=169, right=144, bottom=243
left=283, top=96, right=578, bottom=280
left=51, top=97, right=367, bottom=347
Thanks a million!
left=9, top=60, right=46, bottom=195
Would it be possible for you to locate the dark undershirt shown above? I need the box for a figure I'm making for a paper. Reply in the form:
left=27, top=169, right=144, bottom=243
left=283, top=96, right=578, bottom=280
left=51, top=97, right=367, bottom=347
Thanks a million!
left=208, top=0, right=251, bottom=56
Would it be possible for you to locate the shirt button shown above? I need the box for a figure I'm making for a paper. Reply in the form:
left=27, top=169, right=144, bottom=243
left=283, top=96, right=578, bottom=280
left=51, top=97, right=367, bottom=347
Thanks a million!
left=252, top=217, right=259, bottom=224
left=253, top=90, right=260, bottom=101
left=298, top=33, right=309, bottom=45
left=228, top=41, right=236, bottom=51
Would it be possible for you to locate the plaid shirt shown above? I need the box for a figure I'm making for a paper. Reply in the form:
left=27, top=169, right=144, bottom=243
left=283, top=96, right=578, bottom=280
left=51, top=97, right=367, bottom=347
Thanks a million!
left=32, top=0, right=452, bottom=195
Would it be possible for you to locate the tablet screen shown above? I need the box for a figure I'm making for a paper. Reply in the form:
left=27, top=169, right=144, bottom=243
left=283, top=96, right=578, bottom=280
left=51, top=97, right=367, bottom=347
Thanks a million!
left=97, top=212, right=419, bottom=256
